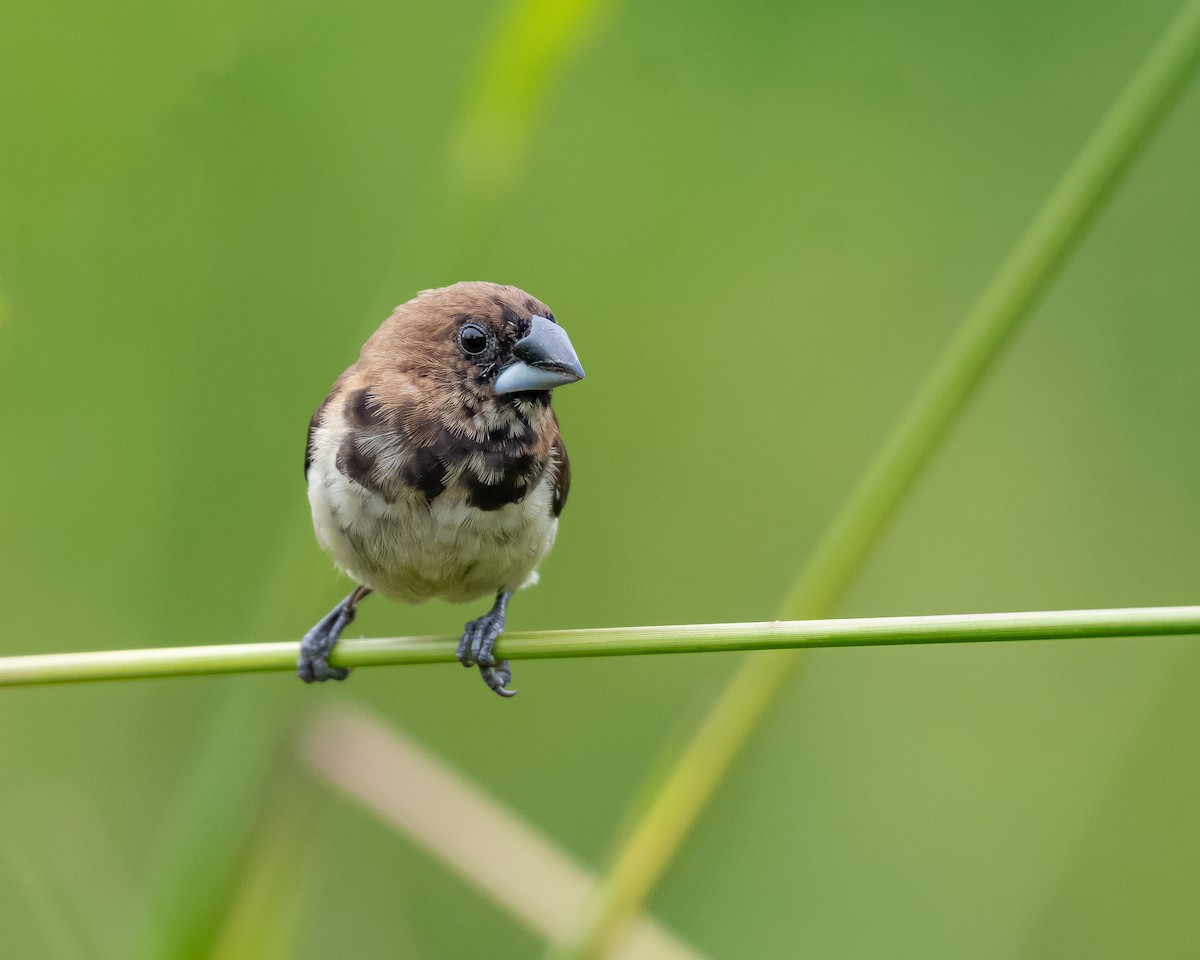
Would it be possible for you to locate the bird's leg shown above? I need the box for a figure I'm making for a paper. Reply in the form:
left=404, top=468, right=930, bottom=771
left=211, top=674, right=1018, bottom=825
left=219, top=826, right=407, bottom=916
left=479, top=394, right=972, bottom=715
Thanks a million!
left=457, top=590, right=516, bottom=698
left=297, top=585, right=372, bottom=683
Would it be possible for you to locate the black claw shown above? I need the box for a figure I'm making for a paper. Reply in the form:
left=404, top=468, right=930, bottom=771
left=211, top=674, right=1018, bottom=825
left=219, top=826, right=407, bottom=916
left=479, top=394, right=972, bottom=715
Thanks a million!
left=299, top=658, right=349, bottom=683
left=481, top=661, right=517, bottom=697
left=298, top=588, right=368, bottom=684
left=457, top=591, right=516, bottom=696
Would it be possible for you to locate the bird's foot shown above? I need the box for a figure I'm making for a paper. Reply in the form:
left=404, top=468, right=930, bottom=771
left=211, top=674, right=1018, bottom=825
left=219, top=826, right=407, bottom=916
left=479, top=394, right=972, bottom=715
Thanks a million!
left=457, top=591, right=516, bottom=697
left=298, top=588, right=368, bottom=683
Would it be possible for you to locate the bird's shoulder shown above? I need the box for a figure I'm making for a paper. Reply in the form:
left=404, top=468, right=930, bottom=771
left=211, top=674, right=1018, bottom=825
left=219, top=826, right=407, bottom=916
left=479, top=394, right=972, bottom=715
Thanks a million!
left=306, top=367, right=356, bottom=479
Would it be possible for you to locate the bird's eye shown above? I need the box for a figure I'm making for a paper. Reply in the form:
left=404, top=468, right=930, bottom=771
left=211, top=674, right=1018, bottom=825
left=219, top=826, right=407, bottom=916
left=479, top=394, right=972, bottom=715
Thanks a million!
left=459, top=323, right=488, bottom=356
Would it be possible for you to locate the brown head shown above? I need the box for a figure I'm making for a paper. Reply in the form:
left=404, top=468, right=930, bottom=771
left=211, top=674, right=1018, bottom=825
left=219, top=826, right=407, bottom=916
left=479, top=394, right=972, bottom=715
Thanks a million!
left=313, top=282, right=581, bottom=511
left=359, top=282, right=583, bottom=430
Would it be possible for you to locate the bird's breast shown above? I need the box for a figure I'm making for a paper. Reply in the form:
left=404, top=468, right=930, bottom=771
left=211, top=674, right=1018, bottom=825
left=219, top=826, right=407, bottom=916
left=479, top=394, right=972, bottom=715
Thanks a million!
left=307, top=433, right=559, bottom=603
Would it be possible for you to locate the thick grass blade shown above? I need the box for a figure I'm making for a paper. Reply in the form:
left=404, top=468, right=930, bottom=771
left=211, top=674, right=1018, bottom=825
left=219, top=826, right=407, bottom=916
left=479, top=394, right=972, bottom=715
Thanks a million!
left=556, top=1, right=1200, bottom=955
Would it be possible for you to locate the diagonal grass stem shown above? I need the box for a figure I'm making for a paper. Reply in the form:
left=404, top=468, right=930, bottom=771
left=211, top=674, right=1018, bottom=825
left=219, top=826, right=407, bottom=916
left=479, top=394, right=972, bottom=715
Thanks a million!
left=556, top=1, right=1200, bottom=955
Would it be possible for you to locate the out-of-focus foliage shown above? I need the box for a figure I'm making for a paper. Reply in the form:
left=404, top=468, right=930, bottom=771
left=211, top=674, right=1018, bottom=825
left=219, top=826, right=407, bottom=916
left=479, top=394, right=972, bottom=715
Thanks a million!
left=1, top=0, right=1198, bottom=957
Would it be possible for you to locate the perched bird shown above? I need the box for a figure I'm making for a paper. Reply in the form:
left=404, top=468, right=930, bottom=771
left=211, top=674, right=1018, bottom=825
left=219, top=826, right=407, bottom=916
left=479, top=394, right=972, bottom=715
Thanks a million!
left=299, top=282, right=584, bottom=696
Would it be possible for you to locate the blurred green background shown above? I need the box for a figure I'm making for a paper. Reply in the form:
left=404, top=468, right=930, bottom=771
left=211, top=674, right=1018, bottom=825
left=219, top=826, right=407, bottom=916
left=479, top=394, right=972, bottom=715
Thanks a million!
left=2, top=0, right=1200, bottom=956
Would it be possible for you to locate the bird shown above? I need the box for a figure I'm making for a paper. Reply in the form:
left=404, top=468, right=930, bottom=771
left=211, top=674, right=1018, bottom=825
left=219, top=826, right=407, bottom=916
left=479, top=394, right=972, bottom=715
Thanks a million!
left=298, top=281, right=584, bottom=696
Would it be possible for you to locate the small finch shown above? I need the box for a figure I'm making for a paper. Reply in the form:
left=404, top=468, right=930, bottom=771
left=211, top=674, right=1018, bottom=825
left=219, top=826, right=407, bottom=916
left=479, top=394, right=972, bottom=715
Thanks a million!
left=299, top=281, right=584, bottom=696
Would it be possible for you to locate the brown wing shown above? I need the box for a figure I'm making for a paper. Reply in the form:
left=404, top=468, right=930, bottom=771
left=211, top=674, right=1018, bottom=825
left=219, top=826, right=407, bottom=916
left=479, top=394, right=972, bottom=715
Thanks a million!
left=305, top=389, right=337, bottom=478
left=305, top=405, right=321, bottom=478
left=549, top=431, right=571, bottom=517
left=306, top=371, right=353, bottom=479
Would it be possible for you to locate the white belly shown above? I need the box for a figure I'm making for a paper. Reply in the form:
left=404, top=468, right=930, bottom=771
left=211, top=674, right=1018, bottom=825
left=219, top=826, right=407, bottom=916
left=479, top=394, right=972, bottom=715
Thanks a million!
left=308, top=456, right=558, bottom=604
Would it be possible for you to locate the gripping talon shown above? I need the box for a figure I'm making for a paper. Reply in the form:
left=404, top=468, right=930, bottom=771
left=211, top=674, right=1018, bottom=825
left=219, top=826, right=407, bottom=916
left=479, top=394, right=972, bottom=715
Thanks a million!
left=474, top=646, right=496, bottom=669
left=299, top=657, right=349, bottom=683
left=458, top=591, right=515, bottom=696
left=297, top=586, right=370, bottom=684
left=481, top=661, right=516, bottom=697
left=456, top=630, right=475, bottom=667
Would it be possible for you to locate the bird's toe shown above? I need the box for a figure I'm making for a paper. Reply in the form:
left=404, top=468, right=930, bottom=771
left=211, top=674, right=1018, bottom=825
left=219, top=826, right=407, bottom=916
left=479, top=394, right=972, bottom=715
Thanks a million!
left=457, top=618, right=483, bottom=667
left=297, top=591, right=362, bottom=684
left=297, top=626, right=350, bottom=682
left=298, top=656, right=350, bottom=683
left=480, top=661, right=516, bottom=697
left=460, top=612, right=503, bottom=667
left=470, top=616, right=501, bottom=666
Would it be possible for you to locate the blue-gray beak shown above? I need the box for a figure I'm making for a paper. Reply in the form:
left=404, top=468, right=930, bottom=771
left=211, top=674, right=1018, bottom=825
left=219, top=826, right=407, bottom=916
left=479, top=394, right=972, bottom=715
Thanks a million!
left=493, top=315, right=586, bottom=395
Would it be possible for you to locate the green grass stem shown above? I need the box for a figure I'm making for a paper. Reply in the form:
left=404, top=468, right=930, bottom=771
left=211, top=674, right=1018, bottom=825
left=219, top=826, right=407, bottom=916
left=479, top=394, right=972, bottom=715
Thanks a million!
left=1, top=606, right=1198, bottom=687
left=557, top=1, right=1200, bottom=955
